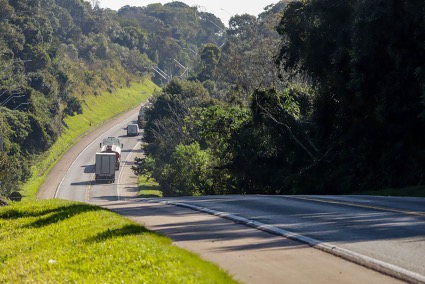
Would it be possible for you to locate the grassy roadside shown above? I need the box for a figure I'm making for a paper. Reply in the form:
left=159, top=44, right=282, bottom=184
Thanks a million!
left=22, top=79, right=158, bottom=200
left=137, top=175, right=163, bottom=198
left=2, top=80, right=239, bottom=283
left=134, top=174, right=425, bottom=199
left=0, top=199, right=237, bottom=283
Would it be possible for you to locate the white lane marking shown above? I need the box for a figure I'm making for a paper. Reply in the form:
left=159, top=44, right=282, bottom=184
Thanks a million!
left=117, top=140, right=142, bottom=200
left=143, top=198, right=425, bottom=284
left=54, top=111, right=139, bottom=199
left=286, top=195, right=425, bottom=217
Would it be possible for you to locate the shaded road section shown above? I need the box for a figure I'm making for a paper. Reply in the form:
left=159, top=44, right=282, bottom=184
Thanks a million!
left=102, top=199, right=403, bottom=284
left=38, top=104, right=407, bottom=284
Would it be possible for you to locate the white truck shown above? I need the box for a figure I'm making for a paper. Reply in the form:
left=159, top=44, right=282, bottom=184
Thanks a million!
left=99, top=137, right=122, bottom=170
left=127, top=123, right=139, bottom=136
left=95, top=152, right=116, bottom=183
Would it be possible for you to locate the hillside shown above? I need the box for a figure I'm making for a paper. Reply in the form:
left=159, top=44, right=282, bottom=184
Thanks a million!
left=0, top=0, right=231, bottom=198
left=2, top=0, right=425, bottom=199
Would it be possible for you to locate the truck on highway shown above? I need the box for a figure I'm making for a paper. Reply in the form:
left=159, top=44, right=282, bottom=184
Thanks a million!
left=137, top=102, right=151, bottom=128
left=95, top=152, right=116, bottom=182
left=127, top=123, right=139, bottom=136
left=99, top=137, right=122, bottom=171
left=137, top=113, right=144, bottom=128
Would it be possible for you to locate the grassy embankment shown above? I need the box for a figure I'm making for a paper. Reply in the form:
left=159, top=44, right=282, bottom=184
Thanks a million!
left=22, top=79, right=158, bottom=200
left=137, top=175, right=163, bottom=198
left=3, top=80, right=238, bottom=283
left=0, top=199, right=237, bottom=283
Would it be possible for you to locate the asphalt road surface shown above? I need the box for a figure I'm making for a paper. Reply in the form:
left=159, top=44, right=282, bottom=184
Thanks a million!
left=145, top=195, right=425, bottom=283
left=38, top=105, right=421, bottom=284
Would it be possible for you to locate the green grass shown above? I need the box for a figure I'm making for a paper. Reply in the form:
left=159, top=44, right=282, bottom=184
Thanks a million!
left=352, top=185, right=425, bottom=197
left=0, top=199, right=238, bottom=283
left=137, top=175, right=163, bottom=198
left=22, top=80, right=159, bottom=200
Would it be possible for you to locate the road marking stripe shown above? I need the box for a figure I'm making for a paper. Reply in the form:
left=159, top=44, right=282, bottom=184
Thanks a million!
left=285, top=196, right=425, bottom=217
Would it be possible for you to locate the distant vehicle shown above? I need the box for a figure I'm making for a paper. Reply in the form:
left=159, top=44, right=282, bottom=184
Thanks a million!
left=138, top=102, right=151, bottom=128
left=137, top=113, right=144, bottom=128
left=127, top=124, right=139, bottom=136
left=95, top=152, right=116, bottom=183
left=99, top=137, right=122, bottom=171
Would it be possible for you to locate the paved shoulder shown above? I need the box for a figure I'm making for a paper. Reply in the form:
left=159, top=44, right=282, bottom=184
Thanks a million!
left=102, top=200, right=403, bottom=284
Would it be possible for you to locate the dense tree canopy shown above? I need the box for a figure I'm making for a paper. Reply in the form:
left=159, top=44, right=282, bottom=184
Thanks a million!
left=1, top=0, right=227, bottom=197
left=3, top=0, right=424, bottom=198
left=138, top=0, right=425, bottom=196
left=274, top=0, right=425, bottom=192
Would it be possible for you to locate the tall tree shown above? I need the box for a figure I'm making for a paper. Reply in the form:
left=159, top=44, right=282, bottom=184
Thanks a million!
left=197, top=43, right=221, bottom=82
left=347, top=0, right=425, bottom=188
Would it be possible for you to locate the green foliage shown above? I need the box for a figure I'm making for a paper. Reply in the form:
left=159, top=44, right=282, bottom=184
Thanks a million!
left=227, top=14, right=259, bottom=40
left=0, top=109, right=32, bottom=196
left=0, top=0, right=164, bottom=198
left=192, top=105, right=250, bottom=160
left=116, top=3, right=225, bottom=85
left=346, top=0, right=425, bottom=189
left=136, top=174, right=162, bottom=198
left=4, top=0, right=423, bottom=198
left=218, top=7, right=287, bottom=104
left=139, top=79, right=212, bottom=195
left=0, top=199, right=237, bottom=283
left=198, top=44, right=221, bottom=82
left=22, top=81, right=157, bottom=199
left=275, top=0, right=425, bottom=193
left=0, top=152, right=26, bottom=196
left=160, top=142, right=212, bottom=196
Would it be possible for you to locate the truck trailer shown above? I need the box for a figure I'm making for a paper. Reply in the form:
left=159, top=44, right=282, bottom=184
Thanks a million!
left=99, top=137, right=122, bottom=170
left=95, top=152, right=116, bottom=182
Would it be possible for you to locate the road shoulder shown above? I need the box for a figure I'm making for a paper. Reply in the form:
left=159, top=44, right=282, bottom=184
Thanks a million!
left=103, top=199, right=403, bottom=284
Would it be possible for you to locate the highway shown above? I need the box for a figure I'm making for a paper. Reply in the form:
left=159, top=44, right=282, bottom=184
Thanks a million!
left=43, top=106, right=425, bottom=283
left=146, top=195, right=425, bottom=282
left=54, top=109, right=142, bottom=203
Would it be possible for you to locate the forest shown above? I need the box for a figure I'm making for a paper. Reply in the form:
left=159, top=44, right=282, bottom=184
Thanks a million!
left=1, top=0, right=424, bottom=198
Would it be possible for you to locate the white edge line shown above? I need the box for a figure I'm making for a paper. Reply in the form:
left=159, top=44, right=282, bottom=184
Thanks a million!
left=54, top=110, right=140, bottom=199
left=117, top=140, right=141, bottom=200
left=142, top=199, right=425, bottom=284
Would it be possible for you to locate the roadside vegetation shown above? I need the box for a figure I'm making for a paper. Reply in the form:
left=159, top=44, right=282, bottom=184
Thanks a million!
left=134, top=1, right=425, bottom=197
left=0, top=199, right=237, bottom=283
left=137, top=175, right=163, bottom=198
left=353, top=186, right=425, bottom=198
left=2, top=0, right=425, bottom=200
left=22, top=81, right=157, bottom=200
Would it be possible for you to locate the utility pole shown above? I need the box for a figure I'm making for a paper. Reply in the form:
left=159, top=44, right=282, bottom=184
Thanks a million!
left=0, top=115, right=4, bottom=152
left=13, top=102, right=29, bottom=111
left=1, top=94, right=24, bottom=107
left=183, top=47, right=198, bottom=56
left=151, top=66, right=170, bottom=81
left=173, top=59, right=188, bottom=79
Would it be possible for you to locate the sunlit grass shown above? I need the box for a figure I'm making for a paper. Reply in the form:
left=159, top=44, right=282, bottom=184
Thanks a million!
left=137, top=175, right=163, bottom=198
left=22, top=80, right=159, bottom=200
left=0, top=199, right=238, bottom=283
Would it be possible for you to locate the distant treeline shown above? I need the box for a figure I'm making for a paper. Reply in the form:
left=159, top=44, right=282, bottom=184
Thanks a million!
left=1, top=0, right=424, bottom=197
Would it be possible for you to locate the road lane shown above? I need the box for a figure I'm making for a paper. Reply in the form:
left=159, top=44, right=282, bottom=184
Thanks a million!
left=37, top=105, right=144, bottom=200
left=148, top=195, right=425, bottom=282
left=37, top=103, right=415, bottom=284
left=54, top=110, right=142, bottom=202
left=103, top=199, right=403, bottom=284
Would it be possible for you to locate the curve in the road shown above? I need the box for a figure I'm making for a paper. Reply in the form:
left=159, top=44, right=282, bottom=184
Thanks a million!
left=142, top=198, right=425, bottom=284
